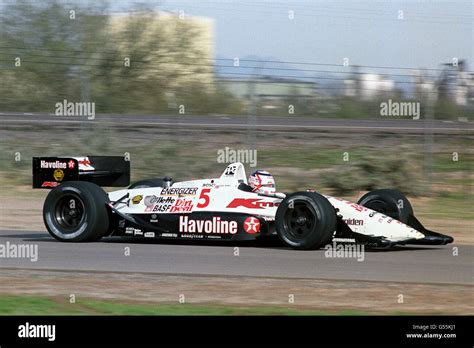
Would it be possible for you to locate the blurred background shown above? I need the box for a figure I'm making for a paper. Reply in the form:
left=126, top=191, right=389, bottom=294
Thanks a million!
left=0, top=0, right=473, bottom=235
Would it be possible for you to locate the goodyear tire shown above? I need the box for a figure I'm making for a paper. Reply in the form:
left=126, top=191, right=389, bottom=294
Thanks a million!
left=357, top=189, right=413, bottom=224
left=276, top=192, right=336, bottom=250
left=43, top=181, right=110, bottom=242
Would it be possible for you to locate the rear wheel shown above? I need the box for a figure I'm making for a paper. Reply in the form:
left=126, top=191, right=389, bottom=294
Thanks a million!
left=43, top=181, right=110, bottom=242
left=357, top=189, right=413, bottom=223
left=276, top=192, right=336, bottom=250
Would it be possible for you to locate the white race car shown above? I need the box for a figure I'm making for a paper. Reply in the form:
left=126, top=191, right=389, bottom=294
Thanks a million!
left=33, top=157, right=453, bottom=249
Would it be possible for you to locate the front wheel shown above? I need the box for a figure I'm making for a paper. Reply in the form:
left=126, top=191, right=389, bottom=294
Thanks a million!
left=43, top=181, right=110, bottom=242
left=275, top=192, right=336, bottom=250
left=357, top=189, right=413, bottom=224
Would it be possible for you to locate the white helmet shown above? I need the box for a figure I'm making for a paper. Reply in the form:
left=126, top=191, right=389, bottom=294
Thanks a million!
left=248, top=170, right=276, bottom=195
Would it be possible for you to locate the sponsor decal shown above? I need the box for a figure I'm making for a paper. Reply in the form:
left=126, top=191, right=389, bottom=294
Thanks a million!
left=337, top=199, right=368, bottom=213
left=332, top=198, right=369, bottom=213
left=243, top=217, right=260, bottom=234
left=214, top=184, right=231, bottom=189
left=349, top=203, right=366, bottom=212
left=202, top=182, right=214, bottom=187
left=333, top=238, right=356, bottom=243
left=150, top=214, right=158, bottom=223
left=76, top=158, right=94, bottom=171
left=160, top=233, right=178, bottom=238
left=343, top=218, right=364, bottom=226
left=226, top=198, right=279, bottom=209
left=40, top=160, right=67, bottom=169
left=179, top=216, right=238, bottom=234
left=53, top=169, right=64, bottom=182
left=144, top=196, right=175, bottom=212
left=67, top=160, right=75, bottom=169
left=262, top=216, right=275, bottom=222
left=223, top=164, right=237, bottom=176
left=134, top=229, right=143, bottom=236
left=41, top=181, right=59, bottom=188
left=77, top=158, right=91, bottom=166
left=181, top=234, right=204, bottom=239
left=125, top=227, right=142, bottom=235
left=169, top=198, right=194, bottom=213
left=131, top=195, right=143, bottom=205
left=151, top=204, right=172, bottom=213
left=144, top=232, right=155, bottom=238
left=144, top=196, right=175, bottom=206
left=161, top=187, right=198, bottom=196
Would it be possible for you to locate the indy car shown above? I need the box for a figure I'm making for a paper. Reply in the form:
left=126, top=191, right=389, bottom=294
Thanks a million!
left=32, top=156, right=454, bottom=249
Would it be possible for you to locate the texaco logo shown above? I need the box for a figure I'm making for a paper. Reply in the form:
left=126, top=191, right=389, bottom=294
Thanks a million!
left=243, top=217, right=260, bottom=234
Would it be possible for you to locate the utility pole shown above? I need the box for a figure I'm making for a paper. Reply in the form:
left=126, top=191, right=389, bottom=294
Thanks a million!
left=423, top=85, right=435, bottom=195
left=79, top=16, right=91, bottom=141
left=247, top=61, right=262, bottom=153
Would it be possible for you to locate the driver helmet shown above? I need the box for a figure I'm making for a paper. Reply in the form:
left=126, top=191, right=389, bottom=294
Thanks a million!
left=248, top=170, right=276, bottom=195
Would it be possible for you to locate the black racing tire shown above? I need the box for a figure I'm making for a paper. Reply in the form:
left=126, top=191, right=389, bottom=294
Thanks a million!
left=129, top=178, right=167, bottom=189
left=275, top=192, right=336, bottom=250
left=357, top=189, right=413, bottom=224
left=43, top=181, right=110, bottom=242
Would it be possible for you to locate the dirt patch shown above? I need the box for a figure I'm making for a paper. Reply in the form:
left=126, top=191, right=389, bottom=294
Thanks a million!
left=0, top=269, right=472, bottom=314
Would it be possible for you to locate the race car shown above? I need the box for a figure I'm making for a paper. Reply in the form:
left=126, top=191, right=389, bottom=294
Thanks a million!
left=32, top=156, right=454, bottom=249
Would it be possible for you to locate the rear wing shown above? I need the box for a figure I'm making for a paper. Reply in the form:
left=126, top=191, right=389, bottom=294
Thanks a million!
left=32, top=156, right=130, bottom=188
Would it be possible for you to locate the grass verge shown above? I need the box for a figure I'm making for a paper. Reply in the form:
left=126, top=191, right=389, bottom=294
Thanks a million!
left=0, top=295, right=372, bottom=316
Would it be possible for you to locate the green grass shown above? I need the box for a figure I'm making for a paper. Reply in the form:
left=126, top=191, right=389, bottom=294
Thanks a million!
left=0, top=295, right=373, bottom=316
left=432, top=154, right=474, bottom=173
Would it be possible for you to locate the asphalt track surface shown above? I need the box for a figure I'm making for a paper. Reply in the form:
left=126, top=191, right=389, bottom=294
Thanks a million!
left=0, top=230, right=472, bottom=285
left=1, top=112, right=473, bottom=133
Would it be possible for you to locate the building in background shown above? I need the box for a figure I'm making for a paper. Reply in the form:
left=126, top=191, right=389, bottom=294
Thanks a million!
left=344, top=73, right=396, bottom=100
left=109, top=11, right=215, bottom=87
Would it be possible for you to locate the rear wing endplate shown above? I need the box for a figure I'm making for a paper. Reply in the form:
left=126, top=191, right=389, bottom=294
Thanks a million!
left=32, top=156, right=130, bottom=188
